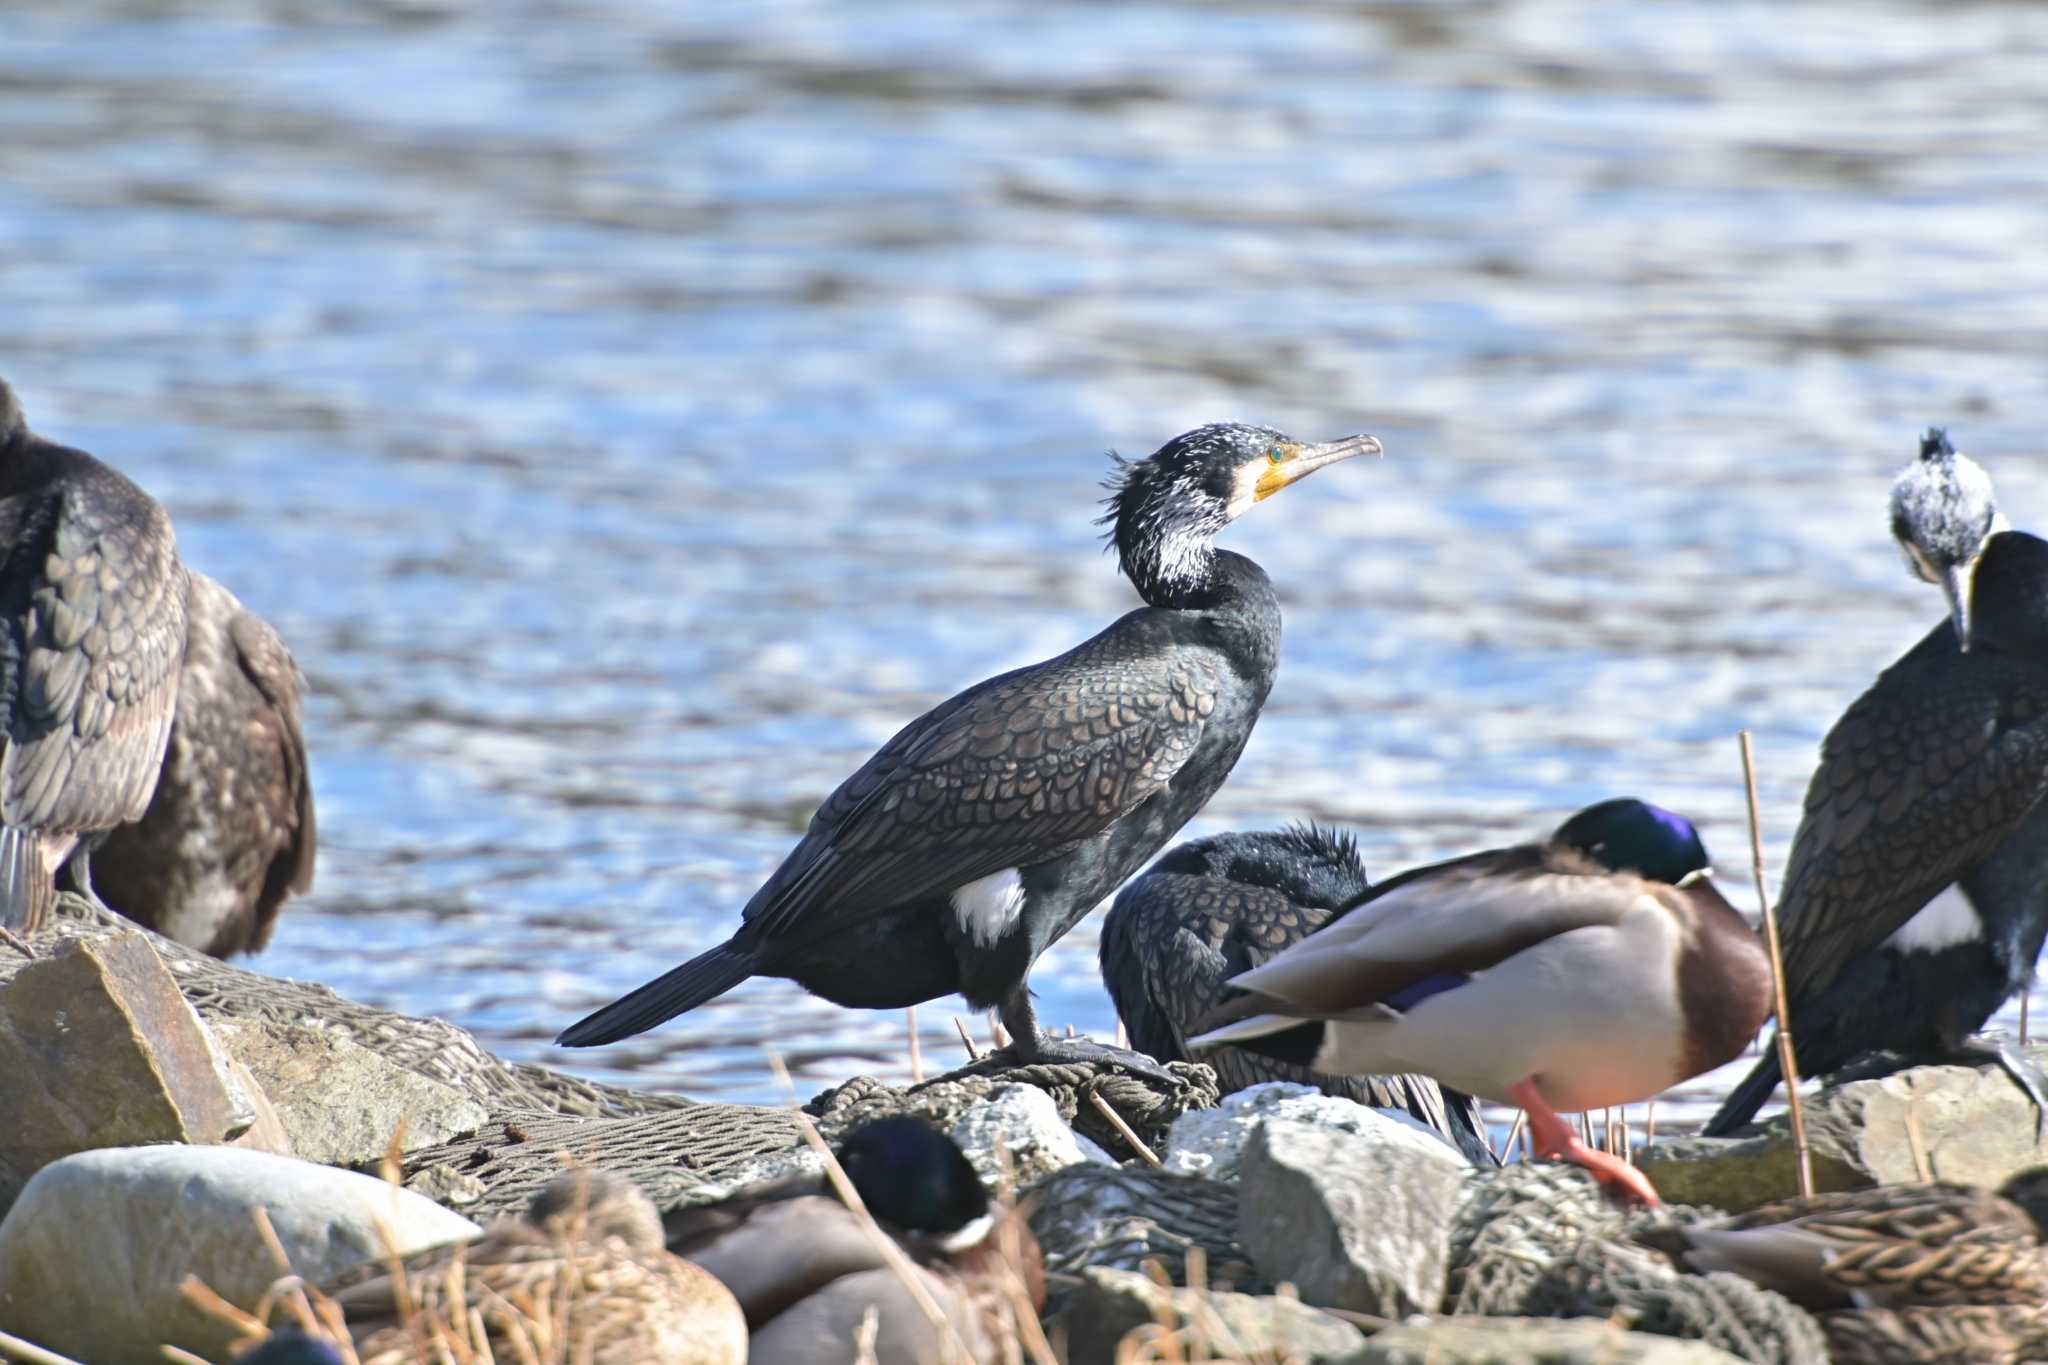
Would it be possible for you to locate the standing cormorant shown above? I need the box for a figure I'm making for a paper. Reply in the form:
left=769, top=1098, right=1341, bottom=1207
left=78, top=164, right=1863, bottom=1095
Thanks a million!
left=0, top=377, right=187, bottom=933
left=1101, top=824, right=1497, bottom=1165
left=1705, top=437, right=2048, bottom=1137
left=557, top=423, right=1378, bottom=1068
left=93, top=570, right=315, bottom=957
left=1189, top=799, right=1773, bottom=1205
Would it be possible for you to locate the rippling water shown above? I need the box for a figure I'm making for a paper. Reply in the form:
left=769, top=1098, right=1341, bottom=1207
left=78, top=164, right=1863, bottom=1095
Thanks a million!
left=3, top=0, right=2047, bottom=1120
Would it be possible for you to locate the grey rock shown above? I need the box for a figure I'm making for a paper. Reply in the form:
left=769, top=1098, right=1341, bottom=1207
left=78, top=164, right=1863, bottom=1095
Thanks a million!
left=1356, top=1316, right=1748, bottom=1364
left=1639, top=1051, right=2048, bottom=1211
left=0, top=932, right=253, bottom=1215
left=948, top=1083, right=1115, bottom=1190
left=0, top=1145, right=478, bottom=1365
left=1238, top=1117, right=1469, bottom=1316
left=1057, top=1266, right=1366, bottom=1365
left=1165, top=1082, right=1462, bottom=1182
left=212, top=1015, right=489, bottom=1165
left=1028, top=1162, right=1256, bottom=1291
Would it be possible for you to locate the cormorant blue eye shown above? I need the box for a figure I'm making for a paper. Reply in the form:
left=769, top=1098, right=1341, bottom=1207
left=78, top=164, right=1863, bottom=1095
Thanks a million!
left=1267, top=447, right=1283, bottom=464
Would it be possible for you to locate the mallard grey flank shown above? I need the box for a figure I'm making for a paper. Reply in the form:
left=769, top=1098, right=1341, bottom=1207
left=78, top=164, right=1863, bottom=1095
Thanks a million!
left=93, top=570, right=314, bottom=957
left=328, top=1169, right=746, bottom=1365
left=1102, top=824, right=1497, bottom=1166
left=671, top=1116, right=1044, bottom=1365
left=0, top=377, right=186, bottom=934
left=1704, top=456, right=2048, bottom=1140
left=556, top=423, right=1377, bottom=1071
left=1188, top=799, right=1771, bottom=1206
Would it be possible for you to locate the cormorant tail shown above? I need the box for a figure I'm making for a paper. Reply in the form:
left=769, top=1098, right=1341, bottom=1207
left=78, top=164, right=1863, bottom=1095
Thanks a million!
left=0, top=825, right=51, bottom=934
left=554, top=940, right=756, bottom=1047
left=1701, top=1049, right=1783, bottom=1137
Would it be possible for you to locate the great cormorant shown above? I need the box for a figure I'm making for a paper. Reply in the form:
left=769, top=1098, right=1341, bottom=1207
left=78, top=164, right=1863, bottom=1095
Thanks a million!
left=0, top=377, right=187, bottom=933
left=1101, top=824, right=1498, bottom=1165
left=1705, top=436, right=2048, bottom=1137
left=94, top=570, right=315, bottom=957
left=556, top=422, right=1377, bottom=1069
left=1190, top=799, right=1772, bottom=1206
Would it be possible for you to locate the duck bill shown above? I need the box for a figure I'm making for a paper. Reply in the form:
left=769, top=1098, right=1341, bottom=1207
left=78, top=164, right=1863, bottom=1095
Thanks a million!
left=1942, top=562, right=1973, bottom=652
left=1254, top=433, right=1383, bottom=502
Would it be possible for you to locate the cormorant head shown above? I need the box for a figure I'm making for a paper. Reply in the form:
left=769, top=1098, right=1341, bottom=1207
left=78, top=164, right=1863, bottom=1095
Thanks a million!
left=1890, top=427, right=2005, bottom=651
left=526, top=1168, right=664, bottom=1251
left=231, top=1331, right=348, bottom=1365
left=1100, top=422, right=1379, bottom=605
left=1554, top=798, right=1711, bottom=886
left=836, top=1115, right=990, bottom=1247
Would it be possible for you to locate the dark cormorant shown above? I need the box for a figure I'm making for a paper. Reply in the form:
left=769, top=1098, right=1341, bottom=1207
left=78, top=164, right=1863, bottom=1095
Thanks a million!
left=1189, top=799, right=1772, bottom=1206
left=1101, top=824, right=1498, bottom=1165
left=0, top=377, right=187, bottom=933
left=93, top=570, right=315, bottom=957
left=556, top=422, right=1378, bottom=1068
left=1705, top=438, right=2048, bottom=1137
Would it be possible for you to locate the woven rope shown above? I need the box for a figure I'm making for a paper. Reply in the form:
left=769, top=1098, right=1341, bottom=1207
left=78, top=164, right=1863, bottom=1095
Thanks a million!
left=1026, top=1162, right=1257, bottom=1306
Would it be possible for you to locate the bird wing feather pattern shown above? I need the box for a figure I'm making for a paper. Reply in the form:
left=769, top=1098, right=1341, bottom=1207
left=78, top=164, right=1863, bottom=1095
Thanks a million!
left=740, top=620, right=1220, bottom=943
left=1775, top=622, right=2048, bottom=994
left=1216, top=849, right=1645, bottom=1019
left=228, top=598, right=318, bottom=901
left=2, top=476, right=185, bottom=832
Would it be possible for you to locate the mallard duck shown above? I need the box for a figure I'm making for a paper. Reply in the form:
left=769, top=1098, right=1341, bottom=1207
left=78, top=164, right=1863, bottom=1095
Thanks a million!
left=326, top=1169, right=746, bottom=1365
left=556, top=423, right=1377, bottom=1078
left=1820, top=1305, right=2048, bottom=1365
left=229, top=1330, right=347, bottom=1364
left=1187, top=798, right=1773, bottom=1205
left=674, top=1115, right=1045, bottom=1365
left=1101, top=824, right=1497, bottom=1165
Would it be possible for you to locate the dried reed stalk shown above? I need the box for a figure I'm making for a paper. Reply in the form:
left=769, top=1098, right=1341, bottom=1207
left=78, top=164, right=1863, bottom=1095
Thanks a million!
left=1088, top=1090, right=1162, bottom=1167
left=954, top=1015, right=982, bottom=1061
left=0, top=925, right=34, bottom=959
left=909, top=1005, right=924, bottom=1084
left=1740, top=729, right=1812, bottom=1197
left=0, top=1328, right=86, bottom=1365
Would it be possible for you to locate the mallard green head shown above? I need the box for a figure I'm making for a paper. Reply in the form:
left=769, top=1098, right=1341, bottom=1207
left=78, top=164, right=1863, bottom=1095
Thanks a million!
left=231, top=1331, right=347, bottom=1365
left=1999, top=1165, right=2048, bottom=1234
left=836, top=1116, right=989, bottom=1247
left=1555, top=798, right=1710, bottom=885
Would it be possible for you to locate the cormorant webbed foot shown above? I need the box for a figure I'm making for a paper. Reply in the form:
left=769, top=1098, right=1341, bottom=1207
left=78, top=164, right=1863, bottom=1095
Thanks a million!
left=1000, top=1030, right=1180, bottom=1084
left=1954, top=1034, right=2048, bottom=1143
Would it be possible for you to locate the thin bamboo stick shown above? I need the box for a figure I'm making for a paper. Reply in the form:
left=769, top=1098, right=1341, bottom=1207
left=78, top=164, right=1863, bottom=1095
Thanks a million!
left=907, top=1006, right=924, bottom=1084
left=1741, top=729, right=1813, bottom=1197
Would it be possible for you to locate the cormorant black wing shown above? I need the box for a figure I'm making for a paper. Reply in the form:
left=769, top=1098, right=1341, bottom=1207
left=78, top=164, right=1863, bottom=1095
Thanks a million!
left=1777, top=622, right=2048, bottom=996
left=0, top=469, right=185, bottom=834
left=742, top=619, right=1220, bottom=943
left=228, top=596, right=317, bottom=907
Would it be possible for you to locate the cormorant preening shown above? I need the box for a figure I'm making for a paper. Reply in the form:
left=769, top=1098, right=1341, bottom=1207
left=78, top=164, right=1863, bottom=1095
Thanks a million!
left=0, top=377, right=187, bottom=933
left=1189, top=799, right=1772, bottom=1206
left=556, top=423, right=1378, bottom=1069
left=1101, top=824, right=1497, bottom=1165
left=1705, top=448, right=2048, bottom=1136
left=94, top=570, right=315, bottom=957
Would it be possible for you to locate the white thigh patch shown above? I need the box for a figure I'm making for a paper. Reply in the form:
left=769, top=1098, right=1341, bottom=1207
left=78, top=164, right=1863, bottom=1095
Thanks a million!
left=1884, top=886, right=1982, bottom=954
left=951, top=868, right=1025, bottom=948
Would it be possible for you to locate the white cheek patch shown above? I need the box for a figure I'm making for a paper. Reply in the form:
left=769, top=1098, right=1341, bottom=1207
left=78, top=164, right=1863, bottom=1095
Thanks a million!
left=952, top=868, right=1026, bottom=948
left=1884, top=886, right=1982, bottom=954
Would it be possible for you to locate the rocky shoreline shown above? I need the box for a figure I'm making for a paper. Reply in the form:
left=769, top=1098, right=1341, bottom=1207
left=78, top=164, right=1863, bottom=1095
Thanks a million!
left=3, top=899, right=2045, bottom=1364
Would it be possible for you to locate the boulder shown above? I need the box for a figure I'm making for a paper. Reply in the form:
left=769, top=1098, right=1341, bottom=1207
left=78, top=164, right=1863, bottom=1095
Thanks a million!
left=0, top=1145, right=479, bottom=1365
left=948, top=1083, right=1115, bottom=1190
left=211, top=1016, right=488, bottom=1166
left=1056, top=1266, right=1366, bottom=1365
left=1164, top=1082, right=1461, bottom=1182
left=1638, top=1051, right=2048, bottom=1210
left=0, top=932, right=256, bottom=1215
left=1237, top=1117, right=1469, bottom=1317
left=1356, top=1316, right=1748, bottom=1363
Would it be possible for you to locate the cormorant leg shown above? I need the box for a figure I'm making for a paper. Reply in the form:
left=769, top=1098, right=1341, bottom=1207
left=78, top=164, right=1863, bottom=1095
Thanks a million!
left=1950, top=1035, right=2048, bottom=1143
left=995, top=984, right=1177, bottom=1083
left=1509, top=1078, right=1660, bottom=1208
left=62, top=843, right=118, bottom=919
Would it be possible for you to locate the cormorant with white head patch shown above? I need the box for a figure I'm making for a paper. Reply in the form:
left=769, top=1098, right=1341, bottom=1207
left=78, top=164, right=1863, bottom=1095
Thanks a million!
left=1102, top=824, right=1498, bottom=1165
left=557, top=422, right=1378, bottom=1070
left=0, top=377, right=186, bottom=933
left=1705, top=431, right=2048, bottom=1136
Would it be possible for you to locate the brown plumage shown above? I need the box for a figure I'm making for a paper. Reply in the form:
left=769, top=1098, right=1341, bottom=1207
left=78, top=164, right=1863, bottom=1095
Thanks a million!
left=327, top=1170, right=745, bottom=1365
left=0, top=377, right=186, bottom=933
left=1821, top=1305, right=2048, bottom=1365
left=94, top=570, right=314, bottom=956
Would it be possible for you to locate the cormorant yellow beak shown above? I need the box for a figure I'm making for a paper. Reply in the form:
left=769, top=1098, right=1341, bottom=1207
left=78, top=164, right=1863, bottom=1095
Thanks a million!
left=1253, top=433, right=1382, bottom=502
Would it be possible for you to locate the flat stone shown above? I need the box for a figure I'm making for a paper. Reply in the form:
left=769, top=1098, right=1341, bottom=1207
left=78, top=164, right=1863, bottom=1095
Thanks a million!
left=1056, top=1266, right=1366, bottom=1365
left=0, top=932, right=253, bottom=1215
left=948, top=1083, right=1115, bottom=1189
left=1237, top=1117, right=1469, bottom=1316
left=1165, top=1082, right=1462, bottom=1182
left=0, top=1145, right=479, bottom=1365
left=211, top=1016, right=489, bottom=1166
left=1638, top=1050, right=2048, bottom=1211
left=1357, top=1317, right=1748, bottom=1364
